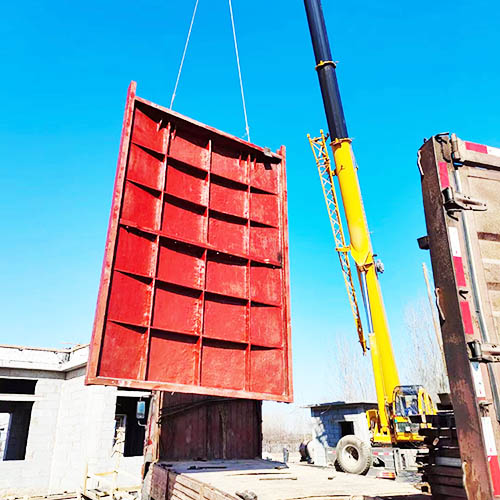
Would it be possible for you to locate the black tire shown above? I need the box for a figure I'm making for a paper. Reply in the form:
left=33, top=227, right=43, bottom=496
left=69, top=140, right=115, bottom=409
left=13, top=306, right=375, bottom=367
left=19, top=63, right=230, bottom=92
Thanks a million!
left=335, top=435, right=372, bottom=475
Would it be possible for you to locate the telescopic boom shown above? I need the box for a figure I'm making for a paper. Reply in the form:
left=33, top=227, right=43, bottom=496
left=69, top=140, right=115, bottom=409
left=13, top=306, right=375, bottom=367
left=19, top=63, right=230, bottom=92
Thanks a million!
left=303, top=0, right=347, bottom=140
left=304, top=0, right=400, bottom=441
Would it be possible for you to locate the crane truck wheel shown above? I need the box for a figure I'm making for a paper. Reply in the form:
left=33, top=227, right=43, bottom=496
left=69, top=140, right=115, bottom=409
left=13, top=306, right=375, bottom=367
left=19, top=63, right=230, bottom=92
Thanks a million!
left=335, top=435, right=372, bottom=475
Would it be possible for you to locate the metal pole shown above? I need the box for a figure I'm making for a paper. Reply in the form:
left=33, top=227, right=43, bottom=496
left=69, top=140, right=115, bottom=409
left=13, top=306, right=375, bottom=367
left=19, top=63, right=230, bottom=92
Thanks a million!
left=303, top=0, right=348, bottom=140
left=422, top=262, right=446, bottom=363
left=360, top=271, right=374, bottom=334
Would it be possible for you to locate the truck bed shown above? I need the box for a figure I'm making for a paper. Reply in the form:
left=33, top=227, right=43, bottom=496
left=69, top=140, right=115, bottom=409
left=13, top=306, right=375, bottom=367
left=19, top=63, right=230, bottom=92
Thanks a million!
left=150, top=459, right=427, bottom=500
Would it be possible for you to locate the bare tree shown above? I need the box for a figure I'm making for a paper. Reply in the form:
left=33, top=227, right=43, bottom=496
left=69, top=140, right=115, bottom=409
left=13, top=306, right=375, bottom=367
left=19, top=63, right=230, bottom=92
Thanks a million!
left=401, top=296, right=449, bottom=399
left=321, top=290, right=448, bottom=407
left=324, top=335, right=376, bottom=403
left=262, top=405, right=310, bottom=454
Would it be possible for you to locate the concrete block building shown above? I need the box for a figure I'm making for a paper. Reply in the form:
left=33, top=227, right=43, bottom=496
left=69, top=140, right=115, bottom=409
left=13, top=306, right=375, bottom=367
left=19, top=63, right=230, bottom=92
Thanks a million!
left=0, top=344, right=150, bottom=497
left=306, top=401, right=377, bottom=465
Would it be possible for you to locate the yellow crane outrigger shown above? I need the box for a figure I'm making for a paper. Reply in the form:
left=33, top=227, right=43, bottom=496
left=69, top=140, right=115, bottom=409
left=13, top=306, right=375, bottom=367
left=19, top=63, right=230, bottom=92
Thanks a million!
left=304, top=0, right=436, bottom=473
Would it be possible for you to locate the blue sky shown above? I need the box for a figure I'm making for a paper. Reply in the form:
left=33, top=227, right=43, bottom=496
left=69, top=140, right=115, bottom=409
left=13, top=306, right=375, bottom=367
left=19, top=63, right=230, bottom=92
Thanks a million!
left=1, top=1, right=499, bottom=408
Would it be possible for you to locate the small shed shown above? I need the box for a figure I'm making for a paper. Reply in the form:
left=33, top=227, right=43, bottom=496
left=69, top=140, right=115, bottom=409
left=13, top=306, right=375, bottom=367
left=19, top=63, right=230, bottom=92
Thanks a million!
left=306, top=401, right=377, bottom=465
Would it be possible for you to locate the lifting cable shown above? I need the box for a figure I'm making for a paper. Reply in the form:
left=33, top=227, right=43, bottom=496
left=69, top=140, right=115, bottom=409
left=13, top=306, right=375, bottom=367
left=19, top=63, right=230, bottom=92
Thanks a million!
left=169, top=0, right=199, bottom=110
left=228, top=0, right=251, bottom=142
left=169, top=0, right=251, bottom=143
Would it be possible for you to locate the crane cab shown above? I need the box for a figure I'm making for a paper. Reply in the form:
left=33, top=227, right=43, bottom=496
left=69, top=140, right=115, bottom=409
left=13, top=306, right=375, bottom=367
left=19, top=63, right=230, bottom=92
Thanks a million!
left=366, top=385, right=436, bottom=445
left=392, top=385, right=436, bottom=443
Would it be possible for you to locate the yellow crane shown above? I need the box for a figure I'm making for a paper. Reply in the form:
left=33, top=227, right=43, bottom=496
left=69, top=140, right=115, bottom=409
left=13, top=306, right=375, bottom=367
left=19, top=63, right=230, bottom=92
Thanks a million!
left=304, top=0, right=436, bottom=474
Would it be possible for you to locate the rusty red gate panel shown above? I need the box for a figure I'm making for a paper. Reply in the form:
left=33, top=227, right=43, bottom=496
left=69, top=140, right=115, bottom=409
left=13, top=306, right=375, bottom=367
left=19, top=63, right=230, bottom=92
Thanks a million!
left=86, top=82, right=292, bottom=402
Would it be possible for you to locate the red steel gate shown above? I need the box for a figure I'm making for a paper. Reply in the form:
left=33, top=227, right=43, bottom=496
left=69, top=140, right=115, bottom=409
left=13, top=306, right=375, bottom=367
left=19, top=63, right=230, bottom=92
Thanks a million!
left=86, top=82, right=292, bottom=402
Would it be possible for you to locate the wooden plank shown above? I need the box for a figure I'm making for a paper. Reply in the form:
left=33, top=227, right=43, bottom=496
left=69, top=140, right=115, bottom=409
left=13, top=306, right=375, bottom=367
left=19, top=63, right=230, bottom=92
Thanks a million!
left=170, top=489, right=193, bottom=500
left=203, top=486, right=237, bottom=500
left=152, top=466, right=169, bottom=499
left=420, top=428, right=457, bottom=439
left=424, top=436, right=459, bottom=447
left=422, top=465, right=463, bottom=478
left=427, top=475, right=464, bottom=488
left=430, top=483, right=467, bottom=498
left=170, top=482, right=198, bottom=500
left=174, top=475, right=203, bottom=494
left=434, top=447, right=461, bottom=459
left=166, top=470, right=236, bottom=500
left=172, top=481, right=199, bottom=498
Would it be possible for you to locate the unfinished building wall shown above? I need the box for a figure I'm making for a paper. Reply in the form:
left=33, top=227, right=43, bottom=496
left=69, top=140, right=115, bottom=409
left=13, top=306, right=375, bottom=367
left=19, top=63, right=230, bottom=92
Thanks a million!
left=0, top=401, right=33, bottom=460
left=49, top=367, right=115, bottom=492
left=0, top=346, right=148, bottom=497
left=0, top=373, right=64, bottom=495
left=49, top=367, right=145, bottom=493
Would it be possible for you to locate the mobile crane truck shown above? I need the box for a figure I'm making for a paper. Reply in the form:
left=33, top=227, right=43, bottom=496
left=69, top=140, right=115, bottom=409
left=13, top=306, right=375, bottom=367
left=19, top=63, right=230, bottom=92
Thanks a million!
left=304, top=0, right=437, bottom=475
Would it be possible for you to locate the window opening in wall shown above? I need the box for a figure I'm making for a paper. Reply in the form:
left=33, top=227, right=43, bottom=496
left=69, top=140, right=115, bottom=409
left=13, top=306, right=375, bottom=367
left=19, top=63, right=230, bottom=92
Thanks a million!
left=114, top=397, right=149, bottom=457
left=0, top=413, right=11, bottom=460
left=0, top=402, right=33, bottom=460
left=0, top=378, right=37, bottom=394
left=339, top=420, right=354, bottom=438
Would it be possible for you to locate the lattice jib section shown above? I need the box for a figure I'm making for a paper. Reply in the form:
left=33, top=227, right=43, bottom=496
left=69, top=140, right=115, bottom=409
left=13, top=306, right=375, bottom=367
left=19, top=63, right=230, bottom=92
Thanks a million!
left=308, top=132, right=366, bottom=353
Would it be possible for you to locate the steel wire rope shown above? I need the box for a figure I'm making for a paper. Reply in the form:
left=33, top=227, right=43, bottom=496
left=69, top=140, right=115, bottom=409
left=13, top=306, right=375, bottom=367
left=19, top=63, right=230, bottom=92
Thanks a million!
left=169, top=0, right=199, bottom=109
left=169, top=1, right=251, bottom=143
left=228, top=0, right=251, bottom=142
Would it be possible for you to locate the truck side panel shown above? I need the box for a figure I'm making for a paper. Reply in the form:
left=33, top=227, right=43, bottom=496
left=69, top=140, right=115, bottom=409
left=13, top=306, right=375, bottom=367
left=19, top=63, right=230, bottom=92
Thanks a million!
left=419, top=134, right=500, bottom=498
